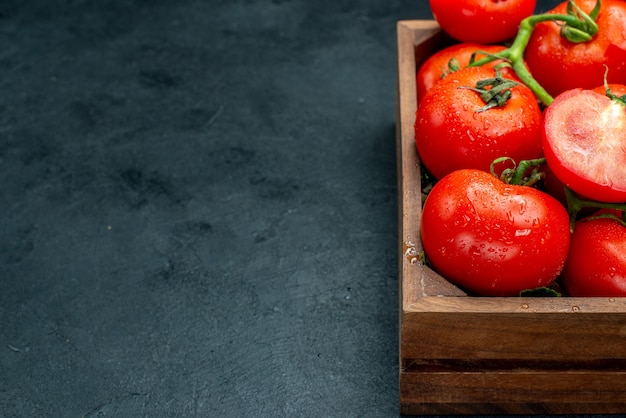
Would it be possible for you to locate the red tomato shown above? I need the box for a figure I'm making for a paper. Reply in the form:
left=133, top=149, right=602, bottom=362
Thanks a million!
left=415, top=65, right=543, bottom=180
left=525, top=0, right=626, bottom=97
left=429, top=0, right=537, bottom=44
left=417, top=43, right=507, bottom=102
left=421, top=169, right=571, bottom=296
left=542, top=88, right=626, bottom=203
left=561, top=210, right=626, bottom=297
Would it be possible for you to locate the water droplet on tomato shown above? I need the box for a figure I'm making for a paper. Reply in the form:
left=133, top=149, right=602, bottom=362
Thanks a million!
left=518, top=199, right=527, bottom=215
left=515, top=229, right=531, bottom=237
left=506, top=211, right=514, bottom=223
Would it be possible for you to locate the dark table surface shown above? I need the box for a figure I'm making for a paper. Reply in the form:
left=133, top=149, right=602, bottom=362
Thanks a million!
left=1, top=1, right=575, bottom=417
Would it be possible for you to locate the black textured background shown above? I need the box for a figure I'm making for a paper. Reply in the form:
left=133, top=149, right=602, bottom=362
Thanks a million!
left=1, top=1, right=569, bottom=417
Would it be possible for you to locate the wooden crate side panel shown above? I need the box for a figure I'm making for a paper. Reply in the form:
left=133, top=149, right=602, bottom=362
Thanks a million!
left=399, top=307, right=626, bottom=413
left=400, top=370, right=626, bottom=415
left=401, top=310, right=626, bottom=360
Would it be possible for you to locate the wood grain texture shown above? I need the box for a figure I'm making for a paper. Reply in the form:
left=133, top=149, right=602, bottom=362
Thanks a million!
left=396, top=20, right=626, bottom=415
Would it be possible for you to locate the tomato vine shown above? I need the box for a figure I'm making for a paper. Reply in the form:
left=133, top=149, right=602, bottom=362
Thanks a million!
left=469, top=0, right=601, bottom=106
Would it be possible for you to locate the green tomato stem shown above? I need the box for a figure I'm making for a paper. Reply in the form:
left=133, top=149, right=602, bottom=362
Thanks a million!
left=468, top=0, right=601, bottom=107
left=564, top=186, right=626, bottom=232
left=511, top=158, right=546, bottom=185
left=490, top=157, right=546, bottom=186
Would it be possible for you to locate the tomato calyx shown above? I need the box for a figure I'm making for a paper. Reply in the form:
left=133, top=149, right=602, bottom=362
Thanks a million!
left=458, top=68, right=520, bottom=112
left=558, top=0, right=600, bottom=43
left=564, top=186, right=626, bottom=232
left=491, top=157, right=546, bottom=187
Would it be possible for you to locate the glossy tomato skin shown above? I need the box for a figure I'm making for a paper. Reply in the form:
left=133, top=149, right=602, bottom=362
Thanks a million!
left=592, top=83, right=626, bottom=97
left=525, top=0, right=626, bottom=97
left=562, top=211, right=626, bottom=297
left=429, top=0, right=536, bottom=44
left=543, top=88, right=626, bottom=203
left=415, top=65, right=543, bottom=180
left=417, top=43, right=507, bottom=102
left=421, top=169, right=571, bottom=296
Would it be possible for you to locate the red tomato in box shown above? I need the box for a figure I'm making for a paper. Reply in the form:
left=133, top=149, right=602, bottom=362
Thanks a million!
left=429, top=0, right=537, bottom=44
left=525, top=0, right=626, bottom=97
left=562, top=210, right=626, bottom=297
left=421, top=169, right=571, bottom=296
left=415, top=65, right=543, bottom=180
left=542, top=88, right=626, bottom=203
left=417, top=43, right=507, bottom=102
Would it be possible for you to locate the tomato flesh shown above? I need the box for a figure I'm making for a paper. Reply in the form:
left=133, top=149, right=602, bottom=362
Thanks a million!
left=543, top=88, right=626, bottom=203
left=421, top=169, right=571, bottom=296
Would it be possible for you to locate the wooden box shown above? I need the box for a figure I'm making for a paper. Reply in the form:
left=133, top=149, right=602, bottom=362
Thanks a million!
left=396, top=20, right=626, bottom=415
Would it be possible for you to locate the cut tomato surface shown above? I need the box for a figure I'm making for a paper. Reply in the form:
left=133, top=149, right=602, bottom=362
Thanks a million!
left=542, top=88, right=626, bottom=203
